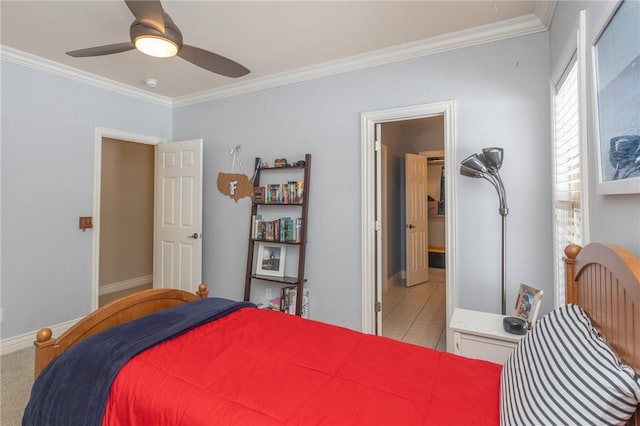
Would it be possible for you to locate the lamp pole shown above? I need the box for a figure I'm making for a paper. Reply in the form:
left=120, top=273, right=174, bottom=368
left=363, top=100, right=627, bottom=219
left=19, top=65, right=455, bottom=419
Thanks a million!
left=500, top=213, right=507, bottom=315
left=460, top=147, right=508, bottom=315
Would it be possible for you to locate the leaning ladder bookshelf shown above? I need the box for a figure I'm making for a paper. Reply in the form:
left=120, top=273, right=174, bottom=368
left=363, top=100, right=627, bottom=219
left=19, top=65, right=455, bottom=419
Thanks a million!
left=244, top=154, right=311, bottom=316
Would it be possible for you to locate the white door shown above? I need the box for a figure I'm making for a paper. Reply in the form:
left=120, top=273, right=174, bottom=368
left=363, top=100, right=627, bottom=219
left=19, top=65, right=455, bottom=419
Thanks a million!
left=154, top=139, right=203, bottom=293
left=405, top=153, right=429, bottom=287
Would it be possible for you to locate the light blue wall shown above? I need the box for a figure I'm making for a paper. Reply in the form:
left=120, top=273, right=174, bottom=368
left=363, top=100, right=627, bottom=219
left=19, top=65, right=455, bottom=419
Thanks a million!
left=1, top=30, right=553, bottom=342
left=174, top=31, right=553, bottom=329
left=0, top=61, right=172, bottom=338
left=550, top=0, right=640, bottom=255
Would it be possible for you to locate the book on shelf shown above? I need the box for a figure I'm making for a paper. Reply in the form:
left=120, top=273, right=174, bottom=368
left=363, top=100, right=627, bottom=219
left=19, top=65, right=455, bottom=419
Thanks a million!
left=280, top=286, right=297, bottom=315
left=295, top=218, right=302, bottom=243
left=300, top=288, right=309, bottom=319
left=252, top=216, right=301, bottom=243
left=279, top=286, right=309, bottom=317
left=255, top=182, right=304, bottom=205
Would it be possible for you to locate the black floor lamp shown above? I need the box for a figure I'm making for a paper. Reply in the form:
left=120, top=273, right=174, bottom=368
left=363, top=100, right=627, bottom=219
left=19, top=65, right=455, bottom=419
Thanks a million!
left=460, top=147, right=509, bottom=315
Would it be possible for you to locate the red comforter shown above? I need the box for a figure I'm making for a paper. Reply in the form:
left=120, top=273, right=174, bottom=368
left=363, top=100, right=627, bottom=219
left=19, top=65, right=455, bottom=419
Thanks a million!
left=103, top=307, right=501, bottom=425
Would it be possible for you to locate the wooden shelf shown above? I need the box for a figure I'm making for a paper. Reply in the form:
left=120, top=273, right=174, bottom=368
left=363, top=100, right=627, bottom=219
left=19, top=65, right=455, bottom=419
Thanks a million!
left=251, top=274, right=307, bottom=285
left=252, top=202, right=303, bottom=206
left=251, top=239, right=302, bottom=246
left=259, top=164, right=306, bottom=170
left=244, top=154, right=311, bottom=316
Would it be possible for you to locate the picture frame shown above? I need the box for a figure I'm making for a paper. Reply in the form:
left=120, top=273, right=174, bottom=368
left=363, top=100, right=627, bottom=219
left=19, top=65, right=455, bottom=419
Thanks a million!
left=256, top=242, right=286, bottom=277
left=591, top=0, right=640, bottom=194
left=513, top=283, right=543, bottom=325
left=252, top=186, right=265, bottom=203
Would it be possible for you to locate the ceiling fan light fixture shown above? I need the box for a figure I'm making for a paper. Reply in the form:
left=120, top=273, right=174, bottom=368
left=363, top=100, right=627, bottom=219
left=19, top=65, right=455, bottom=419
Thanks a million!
left=134, top=35, right=178, bottom=58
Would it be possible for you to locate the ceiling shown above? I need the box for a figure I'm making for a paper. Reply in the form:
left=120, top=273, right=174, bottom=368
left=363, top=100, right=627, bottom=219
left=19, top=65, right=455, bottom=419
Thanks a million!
left=0, top=1, right=550, bottom=101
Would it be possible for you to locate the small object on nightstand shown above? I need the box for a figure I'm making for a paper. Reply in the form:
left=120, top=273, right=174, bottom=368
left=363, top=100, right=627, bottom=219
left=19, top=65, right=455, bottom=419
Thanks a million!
left=503, top=316, right=528, bottom=335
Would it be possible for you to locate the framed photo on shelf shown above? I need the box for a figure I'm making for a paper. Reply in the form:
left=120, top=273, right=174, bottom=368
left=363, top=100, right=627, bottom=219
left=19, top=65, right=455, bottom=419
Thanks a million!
left=513, top=283, right=543, bottom=325
left=252, top=186, right=265, bottom=203
left=256, top=243, right=286, bottom=277
left=592, top=0, right=640, bottom=194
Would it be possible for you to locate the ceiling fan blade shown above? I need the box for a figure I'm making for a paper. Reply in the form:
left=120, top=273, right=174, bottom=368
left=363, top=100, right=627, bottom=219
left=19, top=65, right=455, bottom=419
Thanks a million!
left=125, top=0, right=165, bottom=33
left=178, top=45, right=250, bottom=78
left=66, top=42, right=135, bottom=57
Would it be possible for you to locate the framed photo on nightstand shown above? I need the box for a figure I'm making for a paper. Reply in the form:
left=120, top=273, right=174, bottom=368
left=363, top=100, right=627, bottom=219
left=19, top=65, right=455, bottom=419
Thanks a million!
left=513, top=283, right=543, bottom=325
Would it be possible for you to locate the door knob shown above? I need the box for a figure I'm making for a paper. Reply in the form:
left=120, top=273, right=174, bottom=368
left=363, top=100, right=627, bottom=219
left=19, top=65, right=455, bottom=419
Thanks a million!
left=187, top=233, right=200, bottom=239
left=406, top=224, right=416, bottom=229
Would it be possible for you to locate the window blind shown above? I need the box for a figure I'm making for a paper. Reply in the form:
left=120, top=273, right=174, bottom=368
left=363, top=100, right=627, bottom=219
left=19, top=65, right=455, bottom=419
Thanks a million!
left=552, top=57, right=581, bottom=306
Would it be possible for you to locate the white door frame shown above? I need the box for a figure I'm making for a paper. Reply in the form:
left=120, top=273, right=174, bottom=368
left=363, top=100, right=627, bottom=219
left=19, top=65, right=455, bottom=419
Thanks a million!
left=91, top=127, right=166, bottom=310
left=360, top=101, right=457, bottom=352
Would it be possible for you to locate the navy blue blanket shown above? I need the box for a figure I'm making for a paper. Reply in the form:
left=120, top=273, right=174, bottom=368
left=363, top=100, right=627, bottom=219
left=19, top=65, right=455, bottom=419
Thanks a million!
left=23, top=297, right=255, bottom=426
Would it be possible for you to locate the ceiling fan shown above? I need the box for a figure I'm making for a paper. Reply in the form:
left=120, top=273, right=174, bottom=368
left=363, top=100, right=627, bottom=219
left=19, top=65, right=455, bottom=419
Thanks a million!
left=66, top=0, right=250, bottom=78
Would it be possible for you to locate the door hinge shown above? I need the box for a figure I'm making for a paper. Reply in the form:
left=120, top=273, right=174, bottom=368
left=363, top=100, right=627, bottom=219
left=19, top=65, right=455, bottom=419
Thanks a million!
left=375, top=301, right=382, bottom=312
left=375, top=220, right=381, bottom=232
left=374, top=140, right=381, bottom=151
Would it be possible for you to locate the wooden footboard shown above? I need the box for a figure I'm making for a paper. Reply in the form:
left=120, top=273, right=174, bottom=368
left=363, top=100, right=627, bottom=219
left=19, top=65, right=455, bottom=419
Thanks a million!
left=564, top=243, right=640, bottom=426
left=34, top=284, right=209, bottom=378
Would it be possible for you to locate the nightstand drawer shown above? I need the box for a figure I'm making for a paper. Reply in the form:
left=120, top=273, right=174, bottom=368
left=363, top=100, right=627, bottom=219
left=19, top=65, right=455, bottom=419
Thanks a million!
left=454, top=333, right=518, bottom=364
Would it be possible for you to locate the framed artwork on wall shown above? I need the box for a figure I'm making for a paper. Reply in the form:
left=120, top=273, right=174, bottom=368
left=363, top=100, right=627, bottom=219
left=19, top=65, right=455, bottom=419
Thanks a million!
left=592, top=0, right=640, bottom=194
left=256, top=243, right=286, bottom=277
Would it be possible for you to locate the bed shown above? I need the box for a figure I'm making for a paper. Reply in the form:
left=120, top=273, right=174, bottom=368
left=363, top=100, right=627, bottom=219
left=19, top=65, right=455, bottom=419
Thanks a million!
left=24, top=243, right=639, bottom=425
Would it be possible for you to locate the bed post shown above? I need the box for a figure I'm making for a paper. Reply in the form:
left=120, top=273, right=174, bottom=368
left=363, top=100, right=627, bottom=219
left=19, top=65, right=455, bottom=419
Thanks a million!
left=196, top=283, right=209, bottom=298
left=34, top=328, right=55, bottom=379
left=564, top=244, right=581, bottom=304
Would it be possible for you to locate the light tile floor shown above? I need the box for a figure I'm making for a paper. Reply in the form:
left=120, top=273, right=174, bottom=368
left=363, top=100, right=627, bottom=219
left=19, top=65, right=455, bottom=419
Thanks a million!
left=382, top=268, right=446, bottom=351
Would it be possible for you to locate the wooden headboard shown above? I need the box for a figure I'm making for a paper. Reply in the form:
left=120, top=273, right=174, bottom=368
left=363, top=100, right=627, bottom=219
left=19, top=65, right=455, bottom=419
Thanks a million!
left=564, top=243, right=640, bottom=426
left=34, top=284, right=208, bottom=378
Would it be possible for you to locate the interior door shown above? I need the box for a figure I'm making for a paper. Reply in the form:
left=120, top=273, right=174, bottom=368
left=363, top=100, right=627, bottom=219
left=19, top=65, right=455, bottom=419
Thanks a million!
left=154, top=139, right=203, bottom=293
left=405, top=153, right=429, bottom=287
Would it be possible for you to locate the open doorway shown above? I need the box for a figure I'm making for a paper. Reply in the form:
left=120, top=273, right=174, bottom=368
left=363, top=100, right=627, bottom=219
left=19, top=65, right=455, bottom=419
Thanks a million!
left=97, top=138, right=155, bottom=307
left=379, top=117, right=446, bottom=350
left=91, top=128, right=164, bottom=310
left=360, top=101, right=457, bottom=353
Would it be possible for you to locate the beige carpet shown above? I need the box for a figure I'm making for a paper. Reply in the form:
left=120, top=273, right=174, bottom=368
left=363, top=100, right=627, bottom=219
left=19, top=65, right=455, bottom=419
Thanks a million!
left=1, top=347, right=34, bottom=426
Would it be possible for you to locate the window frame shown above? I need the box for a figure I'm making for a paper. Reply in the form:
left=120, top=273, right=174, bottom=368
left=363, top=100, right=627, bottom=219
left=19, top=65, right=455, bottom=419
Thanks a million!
left=550, top=11, right=590, bottom=307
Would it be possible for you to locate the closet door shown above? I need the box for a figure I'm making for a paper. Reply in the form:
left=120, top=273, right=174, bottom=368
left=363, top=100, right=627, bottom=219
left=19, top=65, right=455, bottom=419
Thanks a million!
left=405, top=153, right=428, bottom=287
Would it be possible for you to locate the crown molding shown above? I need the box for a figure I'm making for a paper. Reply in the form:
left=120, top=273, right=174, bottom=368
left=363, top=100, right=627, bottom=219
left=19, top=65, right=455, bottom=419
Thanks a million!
left=0, top=46, right=172, bottom=108
left=2, top=12, right=548, bottom=110
left=173, top=13, right=547, bottom=108
left=534, top=0, right=558, bottom=28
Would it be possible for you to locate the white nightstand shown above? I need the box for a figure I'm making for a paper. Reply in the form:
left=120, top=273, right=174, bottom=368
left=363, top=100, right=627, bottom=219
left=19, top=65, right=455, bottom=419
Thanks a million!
left=449, top=308, right=525, bottom=364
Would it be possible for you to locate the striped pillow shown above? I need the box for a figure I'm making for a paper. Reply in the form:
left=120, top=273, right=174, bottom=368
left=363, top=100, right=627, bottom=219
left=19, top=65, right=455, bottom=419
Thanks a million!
left=501, top=304, right=640, bottom=426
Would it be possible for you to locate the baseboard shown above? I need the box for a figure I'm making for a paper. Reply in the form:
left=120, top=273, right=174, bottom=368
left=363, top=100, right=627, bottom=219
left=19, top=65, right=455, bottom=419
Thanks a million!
left=0, top=317, right=80, bottom=355
left=1, top=275, right=152, bottom=355
left=99, top=274, right=152, bottom=295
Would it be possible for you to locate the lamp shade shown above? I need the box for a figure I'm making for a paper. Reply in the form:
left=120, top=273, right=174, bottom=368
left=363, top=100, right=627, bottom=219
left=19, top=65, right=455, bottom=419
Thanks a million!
left=460, top=163, right=482, bottom=178
left=481, top=147, right=504, bottom=170
left=460, top=153, right=489, bottom=174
